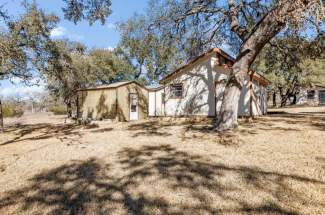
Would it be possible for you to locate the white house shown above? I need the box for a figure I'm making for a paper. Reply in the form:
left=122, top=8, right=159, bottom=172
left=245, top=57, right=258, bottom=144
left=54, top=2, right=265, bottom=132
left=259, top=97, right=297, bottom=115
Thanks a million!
left=148, top=48, right=269, bottom=118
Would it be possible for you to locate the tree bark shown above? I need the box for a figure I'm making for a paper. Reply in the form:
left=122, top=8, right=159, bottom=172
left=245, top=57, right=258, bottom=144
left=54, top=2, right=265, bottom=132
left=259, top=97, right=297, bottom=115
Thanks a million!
left=0, top=99, right=4, bottom=133
left=291, top=94, right=297, bottom=105
left=216, top=1, right=296, bottom=130
left=76, top=96, right=80, bottom=119
left=67, top=101, right=72, bottom=118
left=280, top=88, right=292, bottom=107
left=280, top=96, right=288, bottom=107
left=272, top=92, right=277, bottom=107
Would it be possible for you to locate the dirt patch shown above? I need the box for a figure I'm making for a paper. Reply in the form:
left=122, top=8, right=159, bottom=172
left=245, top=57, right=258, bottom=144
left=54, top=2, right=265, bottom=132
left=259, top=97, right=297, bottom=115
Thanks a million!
left=0, top=108, right=324, bottom=214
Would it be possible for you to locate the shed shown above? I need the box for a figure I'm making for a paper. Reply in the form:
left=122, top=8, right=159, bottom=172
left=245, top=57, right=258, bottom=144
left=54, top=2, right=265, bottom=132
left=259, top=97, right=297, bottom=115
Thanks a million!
left=77, top=81, right=148, bottom=121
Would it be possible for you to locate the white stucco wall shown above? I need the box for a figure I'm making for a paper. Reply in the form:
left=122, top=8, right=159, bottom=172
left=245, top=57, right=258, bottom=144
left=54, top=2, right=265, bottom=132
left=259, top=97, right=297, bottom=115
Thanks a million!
left=148, top=91, right=156, bottom=116
left=164, top=56, right=218, bottom=116
left=148, top=89, right=165, bottom=116
left=149, top=54, right=268, bottom=117
left=237, top=76, right=251, bottom=116
left=250, top=80, right=268, bottom=116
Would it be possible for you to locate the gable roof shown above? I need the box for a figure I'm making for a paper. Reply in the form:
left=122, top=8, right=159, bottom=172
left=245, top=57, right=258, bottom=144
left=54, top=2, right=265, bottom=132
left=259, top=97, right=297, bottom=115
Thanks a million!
left=159, top=48, right=269, bottom=85
left=78, top=81, right=147, bottom=91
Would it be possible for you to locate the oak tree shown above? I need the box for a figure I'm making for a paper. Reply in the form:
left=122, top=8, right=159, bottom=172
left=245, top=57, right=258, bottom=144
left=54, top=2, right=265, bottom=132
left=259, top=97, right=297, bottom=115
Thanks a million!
left=148, top=0, right=324, bottom=130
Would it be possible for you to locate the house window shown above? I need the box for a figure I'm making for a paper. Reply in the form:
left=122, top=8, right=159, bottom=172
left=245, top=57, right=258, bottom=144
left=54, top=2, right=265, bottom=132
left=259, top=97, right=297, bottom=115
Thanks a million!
left=130, top=95, right=137, bottom=112
left=219, top=56, right=226, bottom=65
left=170, top=84, right=183, bottom=99
left=307, top=90, right=315, bottom=99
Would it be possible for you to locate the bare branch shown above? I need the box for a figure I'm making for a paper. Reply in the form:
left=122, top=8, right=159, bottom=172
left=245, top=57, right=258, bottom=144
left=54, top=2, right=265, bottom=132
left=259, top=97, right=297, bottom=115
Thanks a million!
left=227, top=0, right=249, bottom=40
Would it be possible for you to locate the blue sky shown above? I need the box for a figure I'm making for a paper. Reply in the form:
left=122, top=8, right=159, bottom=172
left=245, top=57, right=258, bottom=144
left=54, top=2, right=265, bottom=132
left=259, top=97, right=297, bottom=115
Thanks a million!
left=0, top=0, right=148, bottom=98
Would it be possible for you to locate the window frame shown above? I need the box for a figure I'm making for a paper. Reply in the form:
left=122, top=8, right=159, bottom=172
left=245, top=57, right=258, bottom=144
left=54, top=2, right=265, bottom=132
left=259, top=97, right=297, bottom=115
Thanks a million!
left=170, top=83, right=183, bottom=99
left=129, top=93, right=138, bottom=112
left=307, top=90, right=316, bottom=100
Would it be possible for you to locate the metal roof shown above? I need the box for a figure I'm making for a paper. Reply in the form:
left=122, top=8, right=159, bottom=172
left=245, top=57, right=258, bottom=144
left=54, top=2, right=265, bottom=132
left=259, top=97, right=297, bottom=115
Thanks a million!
left=78, top=81, right=137, bottom=91
left=159, top=48, right=270, bottom=85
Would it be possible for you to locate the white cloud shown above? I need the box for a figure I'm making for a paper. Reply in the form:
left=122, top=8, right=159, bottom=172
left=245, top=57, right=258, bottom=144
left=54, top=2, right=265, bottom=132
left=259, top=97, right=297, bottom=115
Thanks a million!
left=50, top=26, right=66, bottom=37
left=106, top=46, right=115, bottom=51
left=0, top=85, right=45, bottom=99
left=0, top=78, right=46, bottom=99
left=50, top=26, right=84, bottom=41
left=107, top=23, right=116, bottom=30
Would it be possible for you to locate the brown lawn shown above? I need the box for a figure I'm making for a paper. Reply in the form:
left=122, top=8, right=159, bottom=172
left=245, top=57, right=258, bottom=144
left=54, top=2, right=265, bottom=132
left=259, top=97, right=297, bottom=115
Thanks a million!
left=0, top=107, right=324, bottom=215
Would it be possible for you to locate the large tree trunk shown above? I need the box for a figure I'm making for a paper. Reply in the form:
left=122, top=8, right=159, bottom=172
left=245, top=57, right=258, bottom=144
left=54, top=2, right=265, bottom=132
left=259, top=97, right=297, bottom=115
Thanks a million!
left=76, top=96, right=80, bottom=119
left=280, top=96, right=288, bottom=107
left=291, top=94, right=297, bottom=105
left=216, top=60, right=249, bottom=130
left=0, top=99, right=3, bottom=133
left=215, top=1, right=297, bottom=130
left=273, top=92, right=277, bottom=107
left=66, top=101, right=72, bottom=118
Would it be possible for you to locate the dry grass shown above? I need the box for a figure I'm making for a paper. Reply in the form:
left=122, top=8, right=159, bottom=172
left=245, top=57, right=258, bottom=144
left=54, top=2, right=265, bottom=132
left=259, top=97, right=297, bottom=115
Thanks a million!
left=0, top=108, right=324, bottom=215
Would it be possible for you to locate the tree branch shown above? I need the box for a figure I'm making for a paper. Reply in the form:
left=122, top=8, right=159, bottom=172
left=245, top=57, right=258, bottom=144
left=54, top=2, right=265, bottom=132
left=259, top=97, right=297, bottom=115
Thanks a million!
left=227, top=0, right=249, bottom=40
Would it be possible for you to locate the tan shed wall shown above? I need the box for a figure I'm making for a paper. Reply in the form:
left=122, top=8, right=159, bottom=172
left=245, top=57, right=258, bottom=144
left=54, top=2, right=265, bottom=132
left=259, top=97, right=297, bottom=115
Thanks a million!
left=116, top=83, right=148, bottom=121
left=79, top=82, right=149, bottom=121
left=79, top=89, right=117, bottom=120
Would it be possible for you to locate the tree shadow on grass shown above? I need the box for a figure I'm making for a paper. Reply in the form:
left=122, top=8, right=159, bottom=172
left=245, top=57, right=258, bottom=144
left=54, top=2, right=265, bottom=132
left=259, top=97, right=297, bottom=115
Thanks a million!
left=1, top=145, right=323, bottom=214
left=265, top=112, right=325, bottom=131
left=0, top=158, right=169, bottom=215
left=90, top=127, right=114, bottom=133
left=118, top=144, right=325, bottom=214
left=182, top=124, right=241, bottom=146
left=1, top=123, right=83, bottom=147
left=127, top=121, right=173, bottom=137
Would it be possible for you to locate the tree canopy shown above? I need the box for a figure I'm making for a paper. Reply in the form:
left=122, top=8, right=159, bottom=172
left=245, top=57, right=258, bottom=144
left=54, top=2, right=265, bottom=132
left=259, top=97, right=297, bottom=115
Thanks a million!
left=0, top=0, right=113, bottom=130
left=62, top=0, right=112, bottom=25
left=255, top=35, right=325, bottom=106
left=117, top=14, right=184, bottom=84
left=0, top=3, right=58, bottom=83
left=1, top=0, right=325, bottom=131
left=43, top=39, right=135, bottom=117
left=143, top=0, right=324, bottom=130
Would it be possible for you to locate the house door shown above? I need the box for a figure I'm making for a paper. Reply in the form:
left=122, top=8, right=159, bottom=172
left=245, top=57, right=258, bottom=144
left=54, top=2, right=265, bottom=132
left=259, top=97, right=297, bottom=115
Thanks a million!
left=129, top=93, right=139, bottom=120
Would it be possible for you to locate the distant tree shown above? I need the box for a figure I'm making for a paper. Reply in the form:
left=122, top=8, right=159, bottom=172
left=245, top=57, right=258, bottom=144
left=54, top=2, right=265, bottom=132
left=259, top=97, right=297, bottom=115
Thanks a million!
left=1, top=96, right=25, bottom=118
left=0, top=3, right=58, bottom=132
left=0, top=0, right=113, bottom=131
left=117, top=14, right=184, bottom=84
left=255, top=35, right=325, bottom=107
left=44, top=40, right=135, bottom=118
left=43, top=40, right=86, bottom=117
left=88, top=48, right=136, bottom=83
left=147, top=0, right=324, bottom=130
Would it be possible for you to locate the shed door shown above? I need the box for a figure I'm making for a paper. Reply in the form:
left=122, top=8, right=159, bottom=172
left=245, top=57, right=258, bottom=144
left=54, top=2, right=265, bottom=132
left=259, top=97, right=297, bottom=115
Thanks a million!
left=319, top=91, right=325, bottom=105
left=129, top=93, right=139, bottom=120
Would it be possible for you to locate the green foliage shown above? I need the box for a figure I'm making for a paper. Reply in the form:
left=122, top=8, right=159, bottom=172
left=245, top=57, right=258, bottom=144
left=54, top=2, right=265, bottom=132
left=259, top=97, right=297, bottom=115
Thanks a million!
left=0, top=3, right=58, bottom=82
left=43, top=39, right=135, bottom=115
left=88, top=48, right=135, bottom=83
left=0, top=0, right=112, bottom=83
left=255, top=36, right=325, bottom=90
left=2, top=104, right=24, bottom=118
left=50, top=106, right=67, bottom=115
left=254, top=35, right=325, bottom=105
left=117, top=14, right=184, bottom=83
left=300, top=57, right=325, bottom=86
left=62, top=0, right=112, bottom=25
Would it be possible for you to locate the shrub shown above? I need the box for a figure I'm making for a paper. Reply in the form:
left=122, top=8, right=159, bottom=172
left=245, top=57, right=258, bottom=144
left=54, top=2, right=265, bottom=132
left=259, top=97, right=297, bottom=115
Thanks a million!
left=2, top=105, right=24, bottom=118
left=50, top=106, right=67, bottom=115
